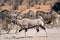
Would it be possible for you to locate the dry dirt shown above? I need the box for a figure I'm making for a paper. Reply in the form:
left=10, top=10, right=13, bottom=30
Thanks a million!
left=0, top=26, right=60, bottom=40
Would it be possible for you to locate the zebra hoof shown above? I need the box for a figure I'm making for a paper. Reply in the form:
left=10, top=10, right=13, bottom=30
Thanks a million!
left=19, top=29, right=22, bottom=32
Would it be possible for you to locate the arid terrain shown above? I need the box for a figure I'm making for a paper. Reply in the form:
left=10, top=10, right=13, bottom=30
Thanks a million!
left=0, top=26, right=60, bottom=40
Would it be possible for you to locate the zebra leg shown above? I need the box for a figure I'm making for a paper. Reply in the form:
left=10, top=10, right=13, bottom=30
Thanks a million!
left=0, top=29, right=1, bottom=35
left=0, top=25, right=2, bottom=35
left=15, top=27, right=18, bottom=34
left=39, top=25, right=47, bottom=37
left=36, top=26, right=39, bottom=32
left=7, top=29, right=10, bottom=34
left=25, top=28, right=27, bottom=37
left=35, top=25, right=39, bottom=37
left=43, top=27, right=47, bottom=37
left=56, top=17, right=59, bottom=27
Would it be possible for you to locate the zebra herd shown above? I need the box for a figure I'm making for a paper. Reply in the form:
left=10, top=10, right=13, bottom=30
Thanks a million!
left=0, top=2, right=60, bottom=37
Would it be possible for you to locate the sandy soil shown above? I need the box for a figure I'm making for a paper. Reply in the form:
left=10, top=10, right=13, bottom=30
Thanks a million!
left=0, top=26, right=60, bottom=40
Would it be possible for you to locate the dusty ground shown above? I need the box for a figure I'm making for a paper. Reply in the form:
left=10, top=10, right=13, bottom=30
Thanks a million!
left=0, top=26, right=60, bottom=40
